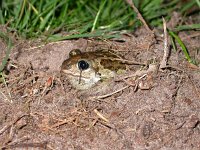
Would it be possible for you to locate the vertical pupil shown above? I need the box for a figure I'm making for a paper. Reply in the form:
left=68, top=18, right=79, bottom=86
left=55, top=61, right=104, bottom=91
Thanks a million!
left=78, top=60, right=89, bottom=70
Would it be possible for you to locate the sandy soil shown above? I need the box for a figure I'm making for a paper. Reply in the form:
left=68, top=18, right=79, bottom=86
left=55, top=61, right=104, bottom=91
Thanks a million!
left=0, top=27, right=200, bottom=150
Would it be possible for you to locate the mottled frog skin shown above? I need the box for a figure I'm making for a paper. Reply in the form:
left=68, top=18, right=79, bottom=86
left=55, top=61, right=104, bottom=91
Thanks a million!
left=61, top=49, right=126, bottom=90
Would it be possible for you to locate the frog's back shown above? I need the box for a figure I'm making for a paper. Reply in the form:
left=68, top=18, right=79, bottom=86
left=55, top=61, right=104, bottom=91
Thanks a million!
left=81, top=50, right=126, bottom=72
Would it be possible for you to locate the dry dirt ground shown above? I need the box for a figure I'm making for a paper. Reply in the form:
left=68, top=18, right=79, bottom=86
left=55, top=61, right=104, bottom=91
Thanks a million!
left=0, top=27, right=200, bottom=150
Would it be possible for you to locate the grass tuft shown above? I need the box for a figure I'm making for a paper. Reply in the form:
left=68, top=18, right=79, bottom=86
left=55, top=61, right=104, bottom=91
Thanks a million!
left=1, top=0, right=198, bottom=39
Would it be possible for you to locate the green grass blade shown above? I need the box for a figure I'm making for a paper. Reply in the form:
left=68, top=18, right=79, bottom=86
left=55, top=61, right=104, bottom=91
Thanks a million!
left=168, top=30, right=194, bottom=64
left=91, top=0, right=107, bottom=32
left=16, top=0, right=27, bottom=28
left=0, top=32, right=12, bottom=73
left=180, top=0, right=196, bottom=14
left=0, top=9, right=5, bottom=24
left=20, top=4, right=31, bottom=29
left=39, top=9, right=54, bottom=31
left=48, top=31, right=121, bottom=41
left=170, top=36, right=177, bottom=52
left=174, top=24, right=200, bottom=32
left=196, top=0, right=200, bottom=7
left=28, top=1, right=44, bottom=22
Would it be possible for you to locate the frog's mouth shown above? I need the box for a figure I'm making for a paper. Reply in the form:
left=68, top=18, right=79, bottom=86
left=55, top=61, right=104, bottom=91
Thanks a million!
left=62, top=69, right=101, bottom=80
left=62, top=69, right=101, bottom=89
left=62, top=69, right=90, bottom=79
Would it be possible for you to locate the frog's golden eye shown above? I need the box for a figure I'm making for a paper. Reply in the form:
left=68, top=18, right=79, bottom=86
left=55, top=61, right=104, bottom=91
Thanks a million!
left=78, top=60, right=89, bottom=71
left=69, top=49, right=82, bottom=57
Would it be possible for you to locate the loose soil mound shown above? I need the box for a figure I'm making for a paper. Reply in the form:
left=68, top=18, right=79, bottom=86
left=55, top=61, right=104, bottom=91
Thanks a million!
left=0, top=28, right=199, bottom=149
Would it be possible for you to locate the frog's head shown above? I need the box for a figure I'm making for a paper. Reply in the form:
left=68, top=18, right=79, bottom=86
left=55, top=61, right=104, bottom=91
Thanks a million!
left=61, top=49, right=101, bottom=90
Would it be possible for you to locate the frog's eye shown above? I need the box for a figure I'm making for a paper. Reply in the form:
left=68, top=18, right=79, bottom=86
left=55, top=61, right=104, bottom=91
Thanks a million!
left=78, top=60, right=89, bottom=71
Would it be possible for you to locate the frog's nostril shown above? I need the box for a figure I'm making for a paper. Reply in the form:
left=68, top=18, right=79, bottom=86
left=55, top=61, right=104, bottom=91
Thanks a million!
left=78, top=60, right=89, bottom=71
left=97, top=72, right=101, bottom=76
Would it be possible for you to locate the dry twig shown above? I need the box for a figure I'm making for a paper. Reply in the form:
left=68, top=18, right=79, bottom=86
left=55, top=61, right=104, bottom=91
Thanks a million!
left=160, top=17, right=170, bottom=69
left=125, top=0, right=153, bottom=35
left=91, top=85, right=130, bottom=99
left=0, top=114, right=28, bottom=135
left=2, top=141, right=48, bottom=149
left=94, top=109, right=109, bottom=123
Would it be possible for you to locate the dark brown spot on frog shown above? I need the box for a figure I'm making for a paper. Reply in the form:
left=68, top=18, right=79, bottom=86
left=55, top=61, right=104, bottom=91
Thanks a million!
left=100, top=59, right=126, bottom=72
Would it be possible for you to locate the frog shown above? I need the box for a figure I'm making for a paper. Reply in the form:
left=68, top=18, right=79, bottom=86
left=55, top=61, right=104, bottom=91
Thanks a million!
left=61, top=49, right=127, bottom=90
